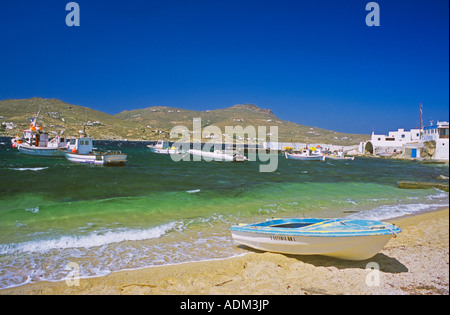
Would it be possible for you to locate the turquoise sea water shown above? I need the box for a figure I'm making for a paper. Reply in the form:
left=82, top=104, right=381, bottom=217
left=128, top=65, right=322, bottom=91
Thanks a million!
left=0, top=138, right=448, bottom=289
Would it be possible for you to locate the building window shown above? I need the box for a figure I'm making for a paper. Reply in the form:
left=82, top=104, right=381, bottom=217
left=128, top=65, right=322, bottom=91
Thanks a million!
left=439, top=128, right=449, bottom=139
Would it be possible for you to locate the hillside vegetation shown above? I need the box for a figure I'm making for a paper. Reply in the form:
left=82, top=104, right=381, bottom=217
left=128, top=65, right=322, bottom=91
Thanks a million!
left=1, top=98, right=369, bottom=144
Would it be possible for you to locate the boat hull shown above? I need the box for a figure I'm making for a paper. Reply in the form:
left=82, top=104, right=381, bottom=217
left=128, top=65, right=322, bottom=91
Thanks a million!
left=149, top=147, right=181, bottom=155
left=230, top=218, right=401, bottom=261
left=231, top=230, right=393, bottom=260
left=62, top=151, right=127, bottom=165
left=189, top=149, right=246, bottom=162
left=17, top=144, right=65, bottom=157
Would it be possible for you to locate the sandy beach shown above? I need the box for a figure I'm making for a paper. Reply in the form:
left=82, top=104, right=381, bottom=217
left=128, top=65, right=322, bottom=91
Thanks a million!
left=1, top=208, right=448, bottom=295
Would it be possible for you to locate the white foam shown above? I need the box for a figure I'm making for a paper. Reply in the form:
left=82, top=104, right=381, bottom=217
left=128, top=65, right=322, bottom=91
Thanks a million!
left=0, top=222, right=177, bottom=255
left=25, top=207, right=39, bottom=214
left=346, top=203, right=446, bottom=221
left=186, top=189, right=201, bottom=194
left=9, top=167, right=48, bottom=171
left=426, top=189, right=448, bottom=200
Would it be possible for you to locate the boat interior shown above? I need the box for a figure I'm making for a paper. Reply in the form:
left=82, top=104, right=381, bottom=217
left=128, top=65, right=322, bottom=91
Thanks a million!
left=271, top=222, right=317, bottom=229
left=250, top=218, right=330, bottom=229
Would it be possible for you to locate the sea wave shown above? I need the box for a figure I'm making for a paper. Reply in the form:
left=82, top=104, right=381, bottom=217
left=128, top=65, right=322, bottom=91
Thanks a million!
left=346, top=202, right=447, bottom=221
left=0, top=222, right=177, bottom=255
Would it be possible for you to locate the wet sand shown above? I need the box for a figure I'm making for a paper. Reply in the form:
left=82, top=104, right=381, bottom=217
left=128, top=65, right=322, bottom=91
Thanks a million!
left=1, top=208, right=448, bottom=295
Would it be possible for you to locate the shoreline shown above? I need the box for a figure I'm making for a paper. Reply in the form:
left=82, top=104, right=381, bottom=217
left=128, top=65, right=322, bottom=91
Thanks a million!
left=1, top=207, right=448, bottom=295
left=3, top=136, right=448, bottom=165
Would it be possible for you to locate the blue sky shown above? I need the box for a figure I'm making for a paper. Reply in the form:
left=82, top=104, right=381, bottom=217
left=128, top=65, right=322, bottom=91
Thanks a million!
left=0, top=0, right=448, bottom=134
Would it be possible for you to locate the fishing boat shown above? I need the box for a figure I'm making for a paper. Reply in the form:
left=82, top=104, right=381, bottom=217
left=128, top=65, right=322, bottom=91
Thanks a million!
left=147, top=140, right=182, bottom=154
left=230, top=218, right=401, bottom=260
left=188, top=148, right=247, bottom=162
left=325, top=151, right=355, bottom=161
left=11, top=110, right=68, bottom=156
left=60, top=134, right=127, bottom=165
left=285, top=148, right=325, bottom=161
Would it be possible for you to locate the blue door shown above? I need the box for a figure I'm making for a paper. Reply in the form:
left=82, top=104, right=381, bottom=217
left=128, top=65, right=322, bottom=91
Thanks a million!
left=411, top=149, right=417, bottom=158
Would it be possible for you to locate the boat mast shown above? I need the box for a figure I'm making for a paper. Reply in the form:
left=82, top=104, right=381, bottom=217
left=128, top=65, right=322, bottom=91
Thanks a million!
left=30, top=107, right=41, bottom=128
left=419, top=102, right=423, bottom=132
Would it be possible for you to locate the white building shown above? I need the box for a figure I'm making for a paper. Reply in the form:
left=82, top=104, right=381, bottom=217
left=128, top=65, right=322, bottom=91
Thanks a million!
left=1, top=122, right=16, bottom=130
left=358, top=122, right=449, bottom=161
left=422, top=121, right=449, bottom=161
left=359, top=128, right=422, bottom=156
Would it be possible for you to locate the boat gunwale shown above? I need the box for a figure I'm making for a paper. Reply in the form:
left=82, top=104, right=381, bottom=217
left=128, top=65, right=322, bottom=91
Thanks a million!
left=59, top=148, right=126, bottom=157
left=230, top=218, right=401, bottom=237
left=18, top=145, right=60, bottom=151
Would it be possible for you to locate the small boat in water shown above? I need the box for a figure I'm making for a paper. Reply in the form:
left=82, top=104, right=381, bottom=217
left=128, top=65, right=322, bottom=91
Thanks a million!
left=11, top=110, right=68, bottom=156
left=285, top=148, right=325, bottom=161
left=60, top=135, right=127, bottom=165
left=230, top=218, right=401, bottom=260
left=188, top=148, right=247, bottom=162
left=148, top=140, right=182, bottom=154
left=325, top=151, right=355, bottom=161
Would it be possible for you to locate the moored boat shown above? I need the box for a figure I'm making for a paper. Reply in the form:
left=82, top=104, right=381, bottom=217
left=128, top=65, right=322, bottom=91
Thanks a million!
left=60, top=135, right=127, bottom=165
left=230, top=218, right=401, bottom=260
left=188, top=148, right=247, bottom=162
left=285, top=148, right=325, bottom=161
left=325, top=151, right=355, bottom=161
left=148, top=140, right=182, bottom=154
left=11, top=110, right=68, bottom=156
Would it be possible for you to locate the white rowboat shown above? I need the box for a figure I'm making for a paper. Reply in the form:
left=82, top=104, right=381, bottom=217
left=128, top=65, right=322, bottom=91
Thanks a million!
left=230, top=218, right=401, bottom=261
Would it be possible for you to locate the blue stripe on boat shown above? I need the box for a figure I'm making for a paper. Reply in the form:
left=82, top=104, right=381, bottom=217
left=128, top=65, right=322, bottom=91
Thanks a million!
left=230, top=218, right=401, bottom=238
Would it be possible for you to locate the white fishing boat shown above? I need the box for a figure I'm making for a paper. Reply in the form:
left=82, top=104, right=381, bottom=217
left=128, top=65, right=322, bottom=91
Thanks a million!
left=60, top=135, right=127, bottom=165
left=285, top=148, right=325, bottom=161
left=188, top=148, right=247, bottom=162
left=11, top=110, right=68, bottom=156
left=230, top=218, right=401, bottom=261
left=325, top=151, right=355, bottom=161
left=148, top=140, right=182, bottom=154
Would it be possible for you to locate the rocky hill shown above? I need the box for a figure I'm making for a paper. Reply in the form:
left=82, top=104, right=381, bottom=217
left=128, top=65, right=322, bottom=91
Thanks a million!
left=1, top=98, right=369, bottom=144
left=0, top=98, right=145, bottom=140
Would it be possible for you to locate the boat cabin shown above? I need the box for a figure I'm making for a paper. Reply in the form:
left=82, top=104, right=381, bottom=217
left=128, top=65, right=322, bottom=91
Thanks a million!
left=154, top=140, right=169, bottom=149
left=299, top=148, right=312, bottom=156
left=22, top=129, right=50, bottom=147
left=67, top=137, right=94, bottom=154
left=293, top=145, right=323, bottom=156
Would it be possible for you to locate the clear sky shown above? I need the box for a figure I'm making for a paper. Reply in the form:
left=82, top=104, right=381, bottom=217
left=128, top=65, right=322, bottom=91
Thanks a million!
left=1, top=0, right=448, bottom=134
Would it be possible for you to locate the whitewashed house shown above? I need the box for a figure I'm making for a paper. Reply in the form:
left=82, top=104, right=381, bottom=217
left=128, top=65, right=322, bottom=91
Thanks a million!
left=422, top=121, right=449, bottom=161
left=359, top=128, right=422, bottom=157
left=1, top=122, right=16, bottom=130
